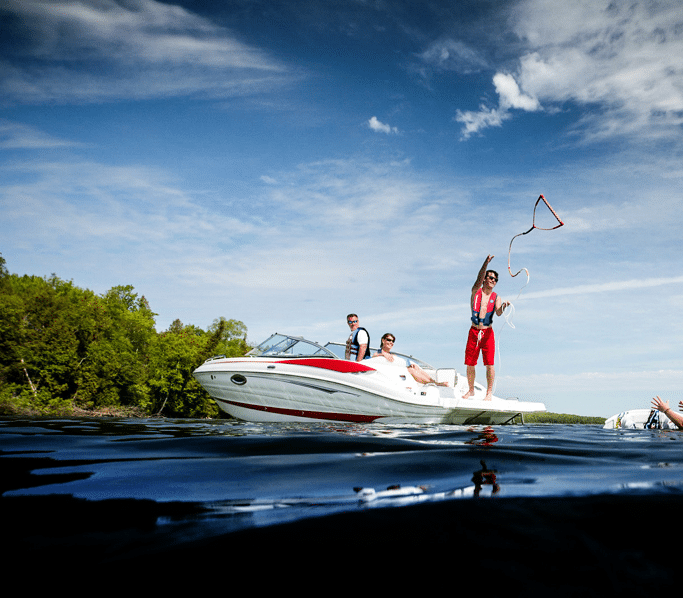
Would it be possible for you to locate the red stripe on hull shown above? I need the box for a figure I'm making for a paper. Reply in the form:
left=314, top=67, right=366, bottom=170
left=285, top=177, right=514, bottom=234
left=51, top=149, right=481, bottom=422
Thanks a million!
left=276, top=358, right=375, bottom=373
left=219, top=398, right=382, bottom=423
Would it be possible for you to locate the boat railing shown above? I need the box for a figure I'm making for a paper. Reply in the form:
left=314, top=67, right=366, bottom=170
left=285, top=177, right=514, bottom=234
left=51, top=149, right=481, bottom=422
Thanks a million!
left=203, top=354, right=226, bottom=362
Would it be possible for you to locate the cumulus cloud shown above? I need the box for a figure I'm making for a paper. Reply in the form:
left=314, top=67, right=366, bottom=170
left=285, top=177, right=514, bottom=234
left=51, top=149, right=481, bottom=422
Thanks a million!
left=513, top=0, right=683, bottom=141
left=454, top=105, right=509, bottom=139
left=368, top=116, right=399, bottom=134
left=493, top=73, right=540, bottom=112
left=454, top=72, right=541, bottom=139
left=455, top=0, right=683, bottom=141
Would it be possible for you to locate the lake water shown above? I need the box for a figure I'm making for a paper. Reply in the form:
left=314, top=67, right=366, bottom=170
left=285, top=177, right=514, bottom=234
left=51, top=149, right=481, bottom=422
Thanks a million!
left=2, top=417, right=681, bottom=591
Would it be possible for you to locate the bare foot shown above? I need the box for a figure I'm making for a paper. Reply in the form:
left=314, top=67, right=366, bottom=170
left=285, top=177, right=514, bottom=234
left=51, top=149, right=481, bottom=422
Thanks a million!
left=462, top=389, right=475, bottom=399
left=484, top=392, right=493, bottom=401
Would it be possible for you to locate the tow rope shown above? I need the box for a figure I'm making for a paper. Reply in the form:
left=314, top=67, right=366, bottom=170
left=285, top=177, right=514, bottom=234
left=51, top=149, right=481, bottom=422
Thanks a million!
left=494, top=195, right=565, bottom=396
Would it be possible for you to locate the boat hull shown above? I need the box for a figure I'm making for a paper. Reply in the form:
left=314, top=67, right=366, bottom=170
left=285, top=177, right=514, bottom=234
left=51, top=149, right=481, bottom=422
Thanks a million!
left=193, top=356, right=545, bottom=425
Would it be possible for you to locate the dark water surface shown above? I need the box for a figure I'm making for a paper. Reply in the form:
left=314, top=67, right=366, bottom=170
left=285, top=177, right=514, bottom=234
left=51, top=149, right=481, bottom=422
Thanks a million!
left=2, top=417, right=681, bottom=591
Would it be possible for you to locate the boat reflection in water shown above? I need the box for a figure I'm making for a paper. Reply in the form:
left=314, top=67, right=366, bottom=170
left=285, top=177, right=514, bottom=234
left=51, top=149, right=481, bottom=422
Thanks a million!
left=193, top=333, right=546, bottom=425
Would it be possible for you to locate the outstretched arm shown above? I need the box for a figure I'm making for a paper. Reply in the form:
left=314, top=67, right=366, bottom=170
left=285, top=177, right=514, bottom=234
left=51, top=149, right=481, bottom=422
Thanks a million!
left=652, top=396, right=683, bottom=429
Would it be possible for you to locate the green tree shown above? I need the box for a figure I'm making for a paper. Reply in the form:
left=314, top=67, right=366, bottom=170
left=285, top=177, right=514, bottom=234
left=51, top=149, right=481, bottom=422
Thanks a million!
left=207, top=317, right=250, bottom=358
left=0, top=274, right=156, bottom=414
left=0, top=274, right=86, bottom=413
left=147, top=317, right=250, bottom=417
left=0, top=253, right=251, bottom=417
left=148, top=320, right=212, bottom=417
left=0, top=252, right=7, bottom=279
left=72, top=285, right=156, bottom=410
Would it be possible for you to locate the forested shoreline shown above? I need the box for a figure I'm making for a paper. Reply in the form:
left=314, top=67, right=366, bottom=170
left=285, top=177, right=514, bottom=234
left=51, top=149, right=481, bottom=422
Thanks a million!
left=0, top=254, right=251, bottom=418
left=524, top=412, right=605, bottom=425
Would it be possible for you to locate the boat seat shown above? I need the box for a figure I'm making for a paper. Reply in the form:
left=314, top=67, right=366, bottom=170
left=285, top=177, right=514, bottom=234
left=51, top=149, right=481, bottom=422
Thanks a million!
left=436, top=368, right=457, bottom=387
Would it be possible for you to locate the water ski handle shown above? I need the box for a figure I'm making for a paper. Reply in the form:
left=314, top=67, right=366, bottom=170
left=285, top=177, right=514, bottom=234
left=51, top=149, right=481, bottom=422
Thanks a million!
left=534, top=194, right=564, bottom=230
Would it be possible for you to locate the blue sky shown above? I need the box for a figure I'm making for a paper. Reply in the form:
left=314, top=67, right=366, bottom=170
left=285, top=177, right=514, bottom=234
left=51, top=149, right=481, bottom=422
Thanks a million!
left=2, top=0, right=682, bottom=417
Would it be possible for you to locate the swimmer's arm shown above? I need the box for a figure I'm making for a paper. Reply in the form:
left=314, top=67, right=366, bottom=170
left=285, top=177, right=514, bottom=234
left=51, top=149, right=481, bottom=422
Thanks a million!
left=652, top=396, right=683, bottom=429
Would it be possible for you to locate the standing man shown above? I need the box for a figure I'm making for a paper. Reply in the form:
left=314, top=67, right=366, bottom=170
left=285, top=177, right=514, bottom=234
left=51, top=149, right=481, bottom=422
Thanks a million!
left=345, top=314, right=371, bottom=361
left=462, top=255, right=509, bottom=400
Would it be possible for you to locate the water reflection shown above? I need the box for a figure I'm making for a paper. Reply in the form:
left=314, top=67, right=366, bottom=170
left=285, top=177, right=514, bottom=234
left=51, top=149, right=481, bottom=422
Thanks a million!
left=472, top=460, right=500, bottom=497
left=465, top=425, right=499, bottom=446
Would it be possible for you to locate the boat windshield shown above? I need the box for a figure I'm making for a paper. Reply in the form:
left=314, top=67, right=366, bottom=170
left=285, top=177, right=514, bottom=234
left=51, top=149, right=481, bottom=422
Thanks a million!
left=247, top=334, right=338, bottom=358
left=323, top=342, right=434, bottom=369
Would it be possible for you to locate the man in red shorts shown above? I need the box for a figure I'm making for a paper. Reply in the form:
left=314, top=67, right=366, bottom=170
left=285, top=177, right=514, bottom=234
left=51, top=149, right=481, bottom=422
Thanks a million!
left=463, top=255, right=509, bottom=400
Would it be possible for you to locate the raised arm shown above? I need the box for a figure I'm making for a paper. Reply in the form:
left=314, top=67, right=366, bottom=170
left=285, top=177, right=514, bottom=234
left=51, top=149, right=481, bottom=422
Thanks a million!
left=472, top=255, right=494, bottom=293
left=652, top=395, right=683, bottom=429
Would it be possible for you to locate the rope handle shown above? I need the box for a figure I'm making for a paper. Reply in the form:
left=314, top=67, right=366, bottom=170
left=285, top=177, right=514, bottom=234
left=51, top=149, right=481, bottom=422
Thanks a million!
left=508, top=194, right=564, bottom=278
left=532, top=194, right=564, bottom=231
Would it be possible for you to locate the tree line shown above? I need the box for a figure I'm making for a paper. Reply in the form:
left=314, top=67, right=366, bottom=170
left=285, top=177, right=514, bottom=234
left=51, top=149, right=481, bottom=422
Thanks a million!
left=0, top=254, right=250, bottom=418
left=524, top=412, right=605, bottom=425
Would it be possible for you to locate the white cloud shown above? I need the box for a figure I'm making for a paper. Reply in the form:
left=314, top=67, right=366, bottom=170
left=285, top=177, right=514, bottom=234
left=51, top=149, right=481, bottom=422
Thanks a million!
left=0, top=0, right=292, bottom=104
left=493, top=72, right=540, bottom=112
left=454, top=72, right=540, bottom=139
left=521, top=276, right=683, bottom=301
left=0, top=120, right=85, bottom=149
left=454, top=105, right=508, bottom=139
left=418, top=38, right=488, bottom=74
left=456, top=0, right=683, bottom=141
left=513, top=0, right=683, bottom=141
left=368, top=116, right=399, bottom=134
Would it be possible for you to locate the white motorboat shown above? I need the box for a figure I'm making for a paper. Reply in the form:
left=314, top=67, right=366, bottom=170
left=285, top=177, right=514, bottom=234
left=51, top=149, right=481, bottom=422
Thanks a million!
left=193, top=333, right=546, bottom=425
left=603, top=408, right=679, bottom=430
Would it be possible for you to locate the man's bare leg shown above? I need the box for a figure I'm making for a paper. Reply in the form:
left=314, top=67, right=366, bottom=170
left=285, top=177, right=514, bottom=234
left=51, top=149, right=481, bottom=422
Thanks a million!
left=462, top=365, right=476, bottom=398
left=485, top=365, right=495, bottom=400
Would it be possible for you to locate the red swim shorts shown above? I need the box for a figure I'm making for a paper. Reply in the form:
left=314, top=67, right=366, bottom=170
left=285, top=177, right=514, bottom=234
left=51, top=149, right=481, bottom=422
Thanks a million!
left=464, top=326, right=495, bottom=366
